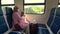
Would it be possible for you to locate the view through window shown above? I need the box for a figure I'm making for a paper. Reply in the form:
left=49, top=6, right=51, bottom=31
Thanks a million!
left=58, top=5, right=60, bottom=7
left=58, top=0, right=60, bottom=7
left=24, top=5, right=44, bottom=14
left=24, top=0, right=45, bottom=14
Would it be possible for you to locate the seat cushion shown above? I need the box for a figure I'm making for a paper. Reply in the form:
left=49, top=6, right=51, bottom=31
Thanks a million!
left=38, top=24, right=47, bottom=28
left=0, top=16, right=8, bottom=34
left=38, top=24, right=50, bottom=34
left=51, top=23, right=59, bottom=34
left=0, top=23, right=8, bottom=34
left=38, top=28, right=50, bottom=34
left=9, top=32, right=20, bottom=34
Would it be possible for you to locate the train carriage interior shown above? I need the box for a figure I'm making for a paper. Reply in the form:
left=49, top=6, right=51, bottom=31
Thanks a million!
left=0, top=0, right=60, bottom=34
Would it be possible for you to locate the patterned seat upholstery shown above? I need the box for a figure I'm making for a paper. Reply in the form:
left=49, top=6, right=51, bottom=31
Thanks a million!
left=0, top=7, right=23, bottom=34
left=0, top=7, right=8, bottom=34
left=38, top=8, right=56, bottom=34
left=47, top=8, right=56, bottom=27
left=49, top=8, right=60, bottom=34
left=5, top=7, right=13, bottom=28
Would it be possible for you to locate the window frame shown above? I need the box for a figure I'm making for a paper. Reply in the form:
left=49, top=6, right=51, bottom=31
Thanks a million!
left=0, top=0, right=46, bottom=15
left=0, top=0, right=15, bottom=7
left=58, top=0, right=60, bottom=6
left=1, top=0, right=15, bottom=5
left=24, top=0, right=46, bottom=15
left=59, top=0, right=60, bottom=4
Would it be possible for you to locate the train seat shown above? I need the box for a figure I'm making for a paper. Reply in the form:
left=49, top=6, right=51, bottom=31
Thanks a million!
left=0, top=7, right=8, bottom=34
left=38, top=8, right=56, bottom=34
left=0, top=7, right=23, bottom=34
left=38, top=7, right=60, bottom=34
left=49, top=7, right=60, bottom=34
left=38, top=24, right=50, bottom=34
left=5, top=7, right=13, bottom=28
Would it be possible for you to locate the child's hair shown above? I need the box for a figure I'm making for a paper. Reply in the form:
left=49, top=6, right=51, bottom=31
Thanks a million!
left=21, top=12, right=24, bottom=16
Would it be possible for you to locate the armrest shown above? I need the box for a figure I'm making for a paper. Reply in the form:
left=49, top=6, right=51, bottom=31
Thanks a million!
left=45, top=24, right=54, bottom=34
left=4, top=28, right=12, bottom=34
left=57, top=29, right=60, bottom=34
left=38, top=24, right=51, bottom=34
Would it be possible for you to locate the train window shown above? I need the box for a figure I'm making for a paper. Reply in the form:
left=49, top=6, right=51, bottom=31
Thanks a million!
left=1, top=0, right=15, bottom=10
left=24, top=0, right=45, bottom=3
left=58, top=0, right=60, bottom=7
left=24, top=5, right=44, bottom=14
left=24, top=0, right=45, bottom=14
left=58, top=5, right=60, bottom=7
left=1, top=0, right=14, bottom=4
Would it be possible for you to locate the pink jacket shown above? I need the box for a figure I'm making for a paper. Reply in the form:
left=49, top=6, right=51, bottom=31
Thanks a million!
left=12, top=12, right=29, bottom=30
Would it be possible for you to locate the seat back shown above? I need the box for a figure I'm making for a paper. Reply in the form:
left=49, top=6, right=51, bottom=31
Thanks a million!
left=38, top=8, right=56, bottom=34
left=0, top=7, right=8, bottom=34
left=5, top=7, right=13, bottom=28
left=0, top=7, right=13, bottom=34
left=50, top=7, right=60, bottom=34
left=47, top=8, right=56, bottom=27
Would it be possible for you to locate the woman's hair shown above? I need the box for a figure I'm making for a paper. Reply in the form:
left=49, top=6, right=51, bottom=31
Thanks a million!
left=13, top=6, right=18, bottom=12
left=21, top=12, right=24, bottom=16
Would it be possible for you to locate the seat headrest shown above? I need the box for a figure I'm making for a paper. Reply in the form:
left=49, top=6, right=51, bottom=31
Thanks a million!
left=5, top=7, right=13, bottom=15
left=50, top=8, right=56, bottom=15
left=47, top=8, right=56, bottom=26
left=0, top=23, right=8, bottom=34
left=56, top=7, right=60, bottom=17
left=0, top=8, right=3, bottom=16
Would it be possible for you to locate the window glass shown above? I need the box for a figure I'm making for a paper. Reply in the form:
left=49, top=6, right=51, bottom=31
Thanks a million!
left=59, top=0, right=60, bottom=3
left=58, top=5, right=60, bottom=7
left=24, top=5, right=44, bottom=14
left=1, top=0, right=14, bottom=4
left=24, top=0, right=45, bottom=3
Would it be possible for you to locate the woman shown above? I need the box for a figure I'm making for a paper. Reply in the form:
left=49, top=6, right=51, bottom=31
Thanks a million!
left=12, top=6, right=20, bottom=30
left=12, top=6, right=29, bottom=34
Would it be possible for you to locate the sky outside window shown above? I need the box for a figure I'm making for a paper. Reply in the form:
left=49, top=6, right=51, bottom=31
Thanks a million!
left=59, top=0, right=60, bottom=3
left=24, top=0, right=45, bottom=3
left=1, top=0, right=14, bottom=4
left=58, top=5, right=60, bottom=7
